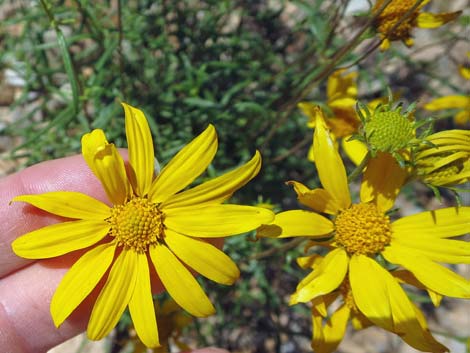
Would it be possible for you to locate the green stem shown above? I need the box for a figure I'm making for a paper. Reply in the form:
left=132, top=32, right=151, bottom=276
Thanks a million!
left=348, top=151, right=371, bottom=182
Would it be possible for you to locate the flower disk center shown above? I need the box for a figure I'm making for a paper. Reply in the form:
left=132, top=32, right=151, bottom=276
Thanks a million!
left=335, top=203, right=391, bottom=256
left=374, top=0, right=418, bottom=40
left=108, top=197, right=165, bottom=253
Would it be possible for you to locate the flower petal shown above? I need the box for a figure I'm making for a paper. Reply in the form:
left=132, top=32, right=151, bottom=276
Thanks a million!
left=149, top=244, right=215, bottom=317
left=13, top=192, right=110, bottom=220
left=342, top=137, right=368, bottom=166
left=313, top=108, right=351, bottom=209
left=312, top=304, right=350, bottom=353
left=290, top=248, right=348, bottom=304
left=360, top=152, right=406, bottom=211
left=287, top=181, right=341, bottom=215
left=12, top=220, right=110, bottom=259
left=424, top=95, right=470, bottom=110
left=382, top=244, right=470, bottom=298
left=257, top=210, right=334, bottom=238
left=165, top=204, right=274, bottom=238
left=163, top=151, right=261, bottom=209
left=149, top=125, right=217, bottom=203
left=128, top=252, right=160, bottom=348
left=123, top=103, right=155, bottom=196
left=165, top=229, right=239, bottom=285
left=88, top=250, right=138, bottom=340
left=81, top=129, right=131, bottom=205
left=416, top=11, right=461, bottom=29
left=392, top=207, right=470, bottom=238
left=51, top=243, right=116, bottom=327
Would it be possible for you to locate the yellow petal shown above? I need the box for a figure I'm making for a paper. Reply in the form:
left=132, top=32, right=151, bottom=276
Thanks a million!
left=360, top=152, right=406, bottom=211
left=257, top=210, right=334, bottom=238
left=392, top=270, right=443, bottom=307
left=327, top=69, right=358, bottom=102
left=123, top=103, right=155, bottom=196
left=128, top=252, right=160, bottom=348
left=383, top=245, right=470, bottom=298
left=424, top=95, right=470, bottom=110
left=392, top=207, right=470, bottom=238
left=341, top=137, right=368, bottom=166
left=380, top=38, right=391, bottom=51
left=298, top=101, right=318, bottom=128
left=81, top=129, right=131, bottom=205
left=312, top=304, right=350, bottom=353
left=149, top=125, right=217, bottom=203
left=290, top=248, right=348, bottom=304
left=287, top=181, right=341, bottom=215
left=313, top=108, right=351, bottom=209
left=165, top=204, right=274, bottom=238
left=163, top=151, right=261, bottom=209
left=12, top=220, right=110, bottom=259
left=416, top=11, right=461, bottom=29
left=51, top=243, right=116, bottom=327
left=392, top=235, right=470, bottom=264
left=454, top=109, right=470, bottom=125
left=165, top=229, right=239, bottom=285
left=149, top=244, right=215, bottom=317
left=13, top=192, right=110, bottom=220
left=88, top=250, right=138, bottom=340
left=459, top=65, right=470, bottom=80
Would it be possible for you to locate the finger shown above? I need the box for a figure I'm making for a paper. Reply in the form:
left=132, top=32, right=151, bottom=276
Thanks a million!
left=0, top=154, right=106, bottom=278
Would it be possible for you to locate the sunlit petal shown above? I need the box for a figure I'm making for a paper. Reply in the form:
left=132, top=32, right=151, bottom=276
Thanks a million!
left=312, top=304, right=350, bottom=353
left=149, top=125, right=217, bottom=203
left=416, top=11, right=461, bottom=29
left=165, top=204, right=274, bottom=238
left=128, top=252, right=160, bottom=348
left=88, top=250, right=138, bottom=340
left=286, top=181, right=341, bottom=215
left=51, top=243, right=116, bottom=327
left=342, top=137, right=368, bottom=166
left=149, top=245, right=215, bottom=317
left=424, top=95, right=470, bottom=110
left=123, top=103, right=155, bottom=196
left=257, top=210, right=334, bottom=238
left=165, top=229, right=239, bottom=285
left=164, top=151, right=261, bottom=208
left=12, top=220, right=110, bottom=259
left=13, top=192, right=110, bottom=220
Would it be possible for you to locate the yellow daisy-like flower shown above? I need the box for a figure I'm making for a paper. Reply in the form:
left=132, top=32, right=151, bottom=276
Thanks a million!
left=373, top=0, right=461, bottom=51
left=299, top=70, right=372, bottom=165
left=258, top=108, right=470, bottom=352
left=413, top=129, right=470, bottom=187
left=11, top=103, right=274, bottom=348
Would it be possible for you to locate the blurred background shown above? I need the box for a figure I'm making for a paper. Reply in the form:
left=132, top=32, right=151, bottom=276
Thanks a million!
left=0, top=0, right=468, bottom=352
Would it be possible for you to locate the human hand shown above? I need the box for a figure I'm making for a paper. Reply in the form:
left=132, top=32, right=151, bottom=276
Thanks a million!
left=0, top=155, right=228, bottom=353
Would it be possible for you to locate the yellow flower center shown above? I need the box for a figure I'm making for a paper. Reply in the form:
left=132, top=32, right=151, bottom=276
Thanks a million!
left=334, top=203, right=392, bottom=256
left=373, top=0, right=419, bottom=41
left=364, top=110, right=414, bottom=153
left=108, top=197, right=165, bottom=253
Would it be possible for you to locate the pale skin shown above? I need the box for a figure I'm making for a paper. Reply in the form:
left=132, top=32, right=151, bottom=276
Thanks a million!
left=0, top=154, right=229, bottom=353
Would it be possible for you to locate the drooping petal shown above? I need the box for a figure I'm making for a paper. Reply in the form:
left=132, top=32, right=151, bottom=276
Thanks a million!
left=392, top=270, right=442, bottom=307
left=290, top=248, right=348, bottom=304
left=424, top=95, right=470, bottom=110
left=13, top=192, right=111, bottom=220
left=416, top=11, right=461, bottom=29
left=163, top=151, right=261, bottom=209
left=123, top=103, right=155, bottom=197
left=88, top=250, right=138, bottom=340
left=286, top=181, right=341, bottom=215
left=149, top=244, right=215, bottom=317
left=51, top=243, right=116, bottom=327
left=149, top=125, right=217, bottom=203
left=360, top=152, right=406, bottom=212
left=342, top=137, right=368, bottom=166
left=392, top=235, right=470, bottom=263
left=312, top=304, right=350, bottom=353
left=382, top=245, right=470, bottom=298
left=128, top=252, right=160, bottom=348
left=256, top=210, right=334, bottom=238
left=313, top=108, right=351, bottom=209
left=12, top=220, right=110, bottom=259
left=392, top=207, right=470, bottom=238
left=165, top=229, right=239, bottom=285
left=81, top=129, right=131, bottom=205
left=165, top=204, right=274, bottom=238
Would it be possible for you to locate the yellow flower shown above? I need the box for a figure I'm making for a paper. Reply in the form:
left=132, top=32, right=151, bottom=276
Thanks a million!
left=299, top=70, right=370, bottom=165
left=373, top=0, right=461, bottom=50
left=258, top=108, right=470, bottom=352
left=413, top=129, right=470, bottom=187
left=12, top=103, right=273, bottom=348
